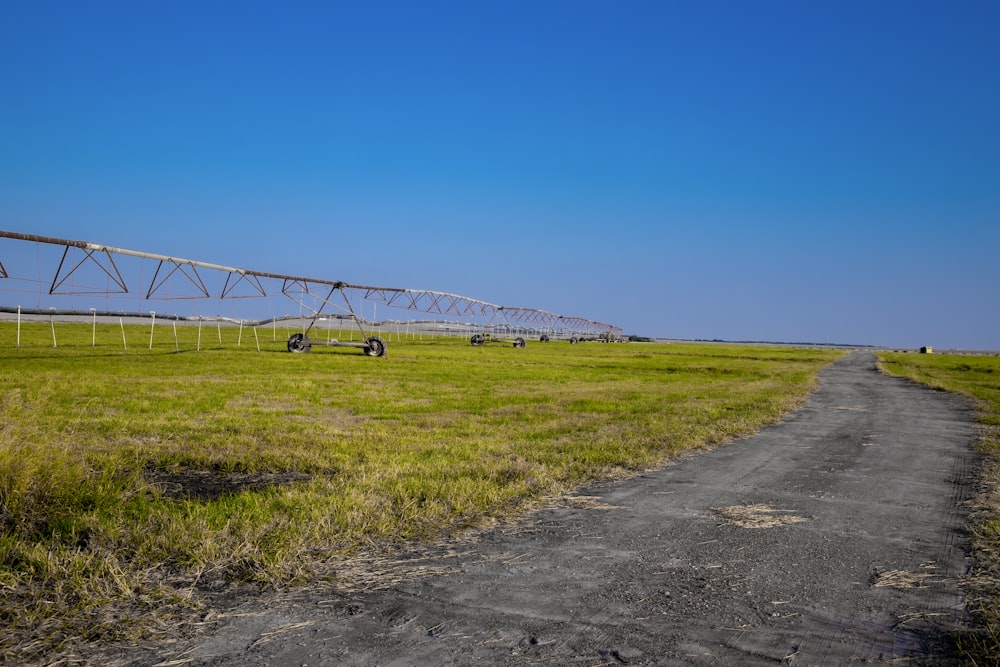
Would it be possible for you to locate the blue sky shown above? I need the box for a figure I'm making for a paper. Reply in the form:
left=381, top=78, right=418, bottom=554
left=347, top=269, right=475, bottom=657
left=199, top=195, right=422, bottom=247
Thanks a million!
left=1, top=1, right=998, bottom=348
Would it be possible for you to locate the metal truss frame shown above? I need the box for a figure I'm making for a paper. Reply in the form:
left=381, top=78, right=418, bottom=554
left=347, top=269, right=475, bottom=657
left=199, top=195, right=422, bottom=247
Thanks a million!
left=50, top=245, right=128, bottom=295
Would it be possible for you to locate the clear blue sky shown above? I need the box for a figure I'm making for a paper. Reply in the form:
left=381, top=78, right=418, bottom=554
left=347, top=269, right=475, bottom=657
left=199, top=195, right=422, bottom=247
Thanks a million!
left=2, top=1, right=998, bottom=349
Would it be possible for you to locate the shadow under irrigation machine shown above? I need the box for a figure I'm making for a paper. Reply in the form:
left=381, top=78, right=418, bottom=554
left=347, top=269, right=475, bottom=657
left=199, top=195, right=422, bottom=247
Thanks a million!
left=0, top=230, right=624, bottom=356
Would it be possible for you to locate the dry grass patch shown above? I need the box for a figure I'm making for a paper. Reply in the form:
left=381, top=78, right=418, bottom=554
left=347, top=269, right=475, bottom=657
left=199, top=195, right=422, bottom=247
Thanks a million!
left=872, top=566, right=940, bottom=590
left=549, top=495, right=620, bottom=511
left=712, top=503, right=808, bottom=529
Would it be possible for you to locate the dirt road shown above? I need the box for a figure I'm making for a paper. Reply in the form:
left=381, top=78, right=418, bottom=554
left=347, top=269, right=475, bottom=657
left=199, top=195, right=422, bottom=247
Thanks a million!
left=110, top=351, right=980, bottom=666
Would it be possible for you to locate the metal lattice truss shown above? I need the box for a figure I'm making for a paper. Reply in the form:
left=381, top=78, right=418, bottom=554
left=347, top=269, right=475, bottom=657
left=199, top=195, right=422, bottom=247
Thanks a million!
left=0, top=230, right=622, bottom=339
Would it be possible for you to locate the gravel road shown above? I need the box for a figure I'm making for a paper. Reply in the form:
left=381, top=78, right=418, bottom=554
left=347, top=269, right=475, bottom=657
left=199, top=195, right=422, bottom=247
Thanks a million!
left=109, top=350, right=980, bottom=666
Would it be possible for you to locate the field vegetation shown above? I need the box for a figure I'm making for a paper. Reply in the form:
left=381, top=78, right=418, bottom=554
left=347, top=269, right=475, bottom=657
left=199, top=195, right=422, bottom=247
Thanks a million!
left=0, top=321, right=844, bottom=661
left=878, top=352, right=1000, bottom=663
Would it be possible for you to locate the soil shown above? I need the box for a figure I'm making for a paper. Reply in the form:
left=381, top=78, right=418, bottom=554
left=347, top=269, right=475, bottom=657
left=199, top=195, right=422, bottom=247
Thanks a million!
left=95, top=351, right=980, bottom=665
left=143, top=468, right=312, bottom=502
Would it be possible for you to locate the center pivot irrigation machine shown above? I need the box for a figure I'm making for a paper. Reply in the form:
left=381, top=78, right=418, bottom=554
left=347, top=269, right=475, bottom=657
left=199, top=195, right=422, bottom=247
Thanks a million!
left=0, top=230, right=623, bottom=355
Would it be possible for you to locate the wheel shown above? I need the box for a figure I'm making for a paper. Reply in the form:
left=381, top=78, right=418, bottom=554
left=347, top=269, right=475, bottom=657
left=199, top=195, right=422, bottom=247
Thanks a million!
left=513, top=337, right=526, bottom=348
left=287, top=333, right=312, bottom=353
left=569, top=337, right=579, bottom=344
left=364, top=336, right=387, bottom=357
left=539, top=334, right=550, bottom=343
left=470, top=334, right=485, bottom=346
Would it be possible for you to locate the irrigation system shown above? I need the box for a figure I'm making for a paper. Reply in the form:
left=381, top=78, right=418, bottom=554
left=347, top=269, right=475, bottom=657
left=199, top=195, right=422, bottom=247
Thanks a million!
left=0, top=230, right=623, bottom=355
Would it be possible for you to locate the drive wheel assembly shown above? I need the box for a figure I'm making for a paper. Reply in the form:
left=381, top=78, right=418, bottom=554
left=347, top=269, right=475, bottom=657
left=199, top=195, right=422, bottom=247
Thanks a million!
left=364, top=336, right=387, bottom=357
left=287, top=333, right=312, bottom=353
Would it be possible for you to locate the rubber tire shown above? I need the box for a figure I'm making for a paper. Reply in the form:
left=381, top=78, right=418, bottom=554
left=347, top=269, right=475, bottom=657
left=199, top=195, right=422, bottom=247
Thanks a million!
left=288, top=333, right=312, bottom=353
left=539, top=334, right=550, bottom=343
left=364, top=336, right=387, bottom=357
left=471, top=334, right=485, bottom=346
left=569, top=337, right=579, bottom=344
left=513, top=337, right=526, bottom=348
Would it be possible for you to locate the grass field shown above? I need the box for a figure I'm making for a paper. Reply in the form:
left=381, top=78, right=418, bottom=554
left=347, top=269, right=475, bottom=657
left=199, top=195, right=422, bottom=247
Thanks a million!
left=0, top=322, right=844, bottom=660
left=878, top=352, right=1000, bottom=662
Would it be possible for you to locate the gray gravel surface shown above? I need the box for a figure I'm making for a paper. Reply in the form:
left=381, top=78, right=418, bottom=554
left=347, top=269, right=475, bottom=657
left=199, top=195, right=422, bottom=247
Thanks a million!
left=105, top=350, right=980, bottom=666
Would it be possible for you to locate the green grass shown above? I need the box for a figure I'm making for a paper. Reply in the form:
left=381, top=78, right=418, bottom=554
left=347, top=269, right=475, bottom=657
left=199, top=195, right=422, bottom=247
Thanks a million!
left=1, top=321, right=843, bottom=660
left=878, top=351, right=1000, bottom=663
